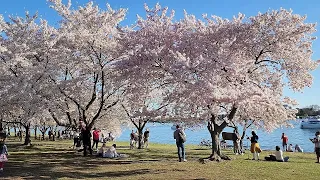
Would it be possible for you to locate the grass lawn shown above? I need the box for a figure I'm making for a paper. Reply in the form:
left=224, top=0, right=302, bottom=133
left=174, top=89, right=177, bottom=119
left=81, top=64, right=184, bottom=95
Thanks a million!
left=1, top=137, right=320, bottom=180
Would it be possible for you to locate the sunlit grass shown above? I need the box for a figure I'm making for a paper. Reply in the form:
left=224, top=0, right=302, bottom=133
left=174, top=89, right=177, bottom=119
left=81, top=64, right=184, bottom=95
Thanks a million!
left=2, top=137, right=320, bottom=180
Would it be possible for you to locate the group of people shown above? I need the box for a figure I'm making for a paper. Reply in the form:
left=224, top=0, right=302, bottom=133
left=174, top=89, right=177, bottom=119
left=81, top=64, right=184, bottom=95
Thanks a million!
left=0, top=121, right=319, bottom=175
left=129, top=129, right=150, bottom=149
left=281, top=133, right=303, bottom=152
left=75, top=121, right=117, bottom=157
left=248, top=131, right=320, bottom=163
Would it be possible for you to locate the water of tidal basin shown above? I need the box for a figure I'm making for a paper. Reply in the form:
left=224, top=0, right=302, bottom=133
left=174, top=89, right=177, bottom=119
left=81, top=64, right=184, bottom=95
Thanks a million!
left=117, top=120, right=319, bottom=153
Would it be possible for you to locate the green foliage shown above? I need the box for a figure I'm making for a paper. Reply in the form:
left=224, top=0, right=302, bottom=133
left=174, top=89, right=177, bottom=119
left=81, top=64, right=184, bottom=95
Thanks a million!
left=296, top=105, right=320, bottom=117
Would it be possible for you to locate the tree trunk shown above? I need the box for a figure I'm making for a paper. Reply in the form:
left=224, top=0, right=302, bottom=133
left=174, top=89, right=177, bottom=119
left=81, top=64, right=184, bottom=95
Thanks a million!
left=138, top=129, right=143, bottom=149
left=24, top=126, right=31, bottom=145
left=42, top=131, right=45, bottom=140
left=136, top=120, right=147, bottom=149
left=240, top=139, right=244, bottom=153
left=209, top=131, right=222, bottom=159
left=52, top=132, right=55, bottom=141
left=240, top=130, right=247, bottom=153
left=206, top=106, right=237, bottom=161
left=7, top=126, right=10, bottom=136
left=14, top=126, right=17, bottom=137
left=34, top=126, right=38, bottom=140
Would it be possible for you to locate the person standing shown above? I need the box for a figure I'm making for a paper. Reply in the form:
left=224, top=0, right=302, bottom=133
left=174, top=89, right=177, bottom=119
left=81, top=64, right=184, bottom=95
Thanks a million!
left=109, top=132, right=115, bottom=141
left=143, top=129, right=150, bottom=148
left=92, top=128, right=100, bottom=150
left=232, top=129, right=241, bottom=154
left=73, top=130, right=80, bottom=149
left=249, top=131, right=261, bottom=160
left=130, top=130, right=135, bottom=149
left=79, top=121, right=92, bottom=156
left=281, top=133, right=288, bottom=151
left=310, top=131, right=320, bottom=163
left=48, top=130, right=52, bottom=140
left=173, top=125, right=186, bottom=162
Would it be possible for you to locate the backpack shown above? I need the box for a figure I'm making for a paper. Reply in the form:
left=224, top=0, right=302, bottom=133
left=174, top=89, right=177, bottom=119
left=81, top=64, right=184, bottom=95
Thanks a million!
left=179, top=132, right=186, bottom=143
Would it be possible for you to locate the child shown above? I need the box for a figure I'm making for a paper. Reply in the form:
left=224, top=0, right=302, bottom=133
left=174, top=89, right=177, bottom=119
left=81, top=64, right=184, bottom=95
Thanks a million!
left=0, top=142, right=8, bottom=172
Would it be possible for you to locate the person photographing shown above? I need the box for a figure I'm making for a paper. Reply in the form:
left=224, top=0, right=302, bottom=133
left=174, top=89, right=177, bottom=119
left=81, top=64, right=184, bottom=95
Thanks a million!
left=310, top=131, right=320, bottom=163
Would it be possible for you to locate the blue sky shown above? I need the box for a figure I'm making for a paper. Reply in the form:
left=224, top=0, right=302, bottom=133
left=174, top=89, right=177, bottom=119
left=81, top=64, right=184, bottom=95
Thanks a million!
left=1, top=0, right=320, bottom=107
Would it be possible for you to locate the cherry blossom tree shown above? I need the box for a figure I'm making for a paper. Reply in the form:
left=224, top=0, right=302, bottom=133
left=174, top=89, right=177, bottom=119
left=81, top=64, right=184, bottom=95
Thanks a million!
left=1, top=0, right=130, bottom=141
left=0, top=11, right=58, bottom=144
left=42, top=0, right=128, bottom=131
left=121, top=84, right=170, bottom=149
left=119, top=4, right=318, bottom=160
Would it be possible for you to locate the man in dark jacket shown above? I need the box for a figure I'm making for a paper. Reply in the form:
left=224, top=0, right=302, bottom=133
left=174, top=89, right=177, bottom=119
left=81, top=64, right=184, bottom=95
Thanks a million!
left=173, top=125, right=186, bottom=162
left=80, top=122, right=93, bottom=156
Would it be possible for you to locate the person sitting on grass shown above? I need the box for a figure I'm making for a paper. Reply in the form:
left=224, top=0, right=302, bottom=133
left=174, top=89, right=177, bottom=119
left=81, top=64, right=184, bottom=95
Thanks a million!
left=265, top=146, right=289, bottom=162
left=275, top=145, right=289, bottom=162
left=294, top=144, right=303, bottom=152
left=97, top=143, right=108, bottom=157
left=287, top=144, right=294, bottom=152
left=104, top=144, right=119, bottom=158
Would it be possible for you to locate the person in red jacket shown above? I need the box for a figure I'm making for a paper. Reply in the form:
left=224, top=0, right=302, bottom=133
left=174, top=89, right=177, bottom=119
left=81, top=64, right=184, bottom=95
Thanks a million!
left=92, top=128, right=101, bottom=150
left=281, top=133, right=288, bottom=151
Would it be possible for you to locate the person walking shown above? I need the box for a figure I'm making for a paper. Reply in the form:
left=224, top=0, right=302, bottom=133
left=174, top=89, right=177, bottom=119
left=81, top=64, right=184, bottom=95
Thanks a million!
left=173, top=125, right=186, bottom=162
left=92, top=128, right=100, bottom=150
left=310, top=131, right=320, bottom=163
left=281, top=133, right=288, bottom=151
left=0, top=140, right=8, bottom=172
left=248, top=131, right=261, bottom=160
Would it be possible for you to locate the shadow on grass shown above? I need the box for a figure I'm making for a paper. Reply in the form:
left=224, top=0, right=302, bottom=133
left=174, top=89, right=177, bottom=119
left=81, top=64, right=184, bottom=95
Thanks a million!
left=2, top=150, right=172, bottom=179
left=1, top=140, right=203, bottom=179
left=3, top=164, right=168, bottom=179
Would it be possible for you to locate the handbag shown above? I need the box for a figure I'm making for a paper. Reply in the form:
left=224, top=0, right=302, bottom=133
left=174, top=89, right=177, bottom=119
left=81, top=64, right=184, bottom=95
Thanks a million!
left=179, top=132, right=186, bottom=143
left=0, top=154, right=8, bottom=162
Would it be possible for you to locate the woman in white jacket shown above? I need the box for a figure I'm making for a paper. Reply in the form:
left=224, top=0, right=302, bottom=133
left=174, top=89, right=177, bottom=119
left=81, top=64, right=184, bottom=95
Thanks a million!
left=104, top=144, right=119, bottom=158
